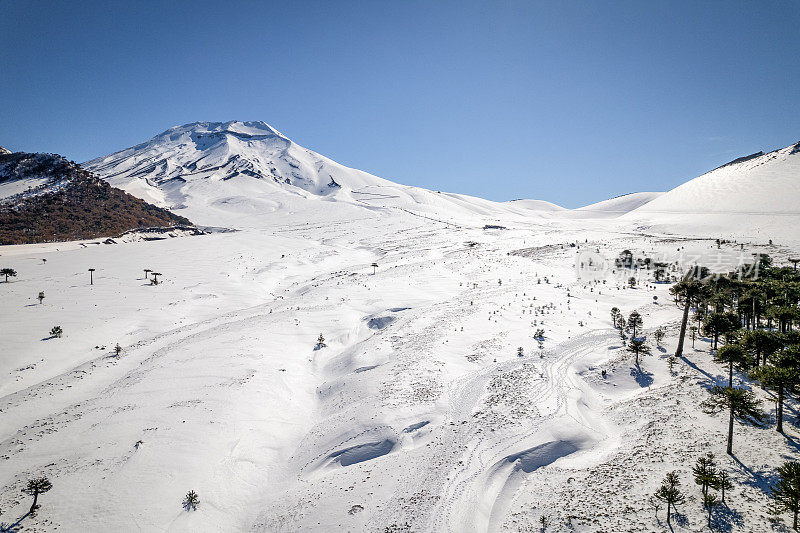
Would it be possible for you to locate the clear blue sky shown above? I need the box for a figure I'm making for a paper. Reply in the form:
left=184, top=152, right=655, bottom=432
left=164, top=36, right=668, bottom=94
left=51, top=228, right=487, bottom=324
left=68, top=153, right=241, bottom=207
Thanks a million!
left=1, top=1, right=798, bottom=207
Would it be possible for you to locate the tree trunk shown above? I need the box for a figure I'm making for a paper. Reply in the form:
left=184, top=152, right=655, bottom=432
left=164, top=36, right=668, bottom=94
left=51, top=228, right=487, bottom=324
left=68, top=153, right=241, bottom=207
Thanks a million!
left=728, top=361, right=733, bottom=388
left=675, top=299, right=691, bottom=357
left=30, top=491, right=38, bottom=514
left=727, top=405, right=734, bottom=455
left=666, top=501, right=671, bottom=525
left=778, top=383, right=784, bottom=433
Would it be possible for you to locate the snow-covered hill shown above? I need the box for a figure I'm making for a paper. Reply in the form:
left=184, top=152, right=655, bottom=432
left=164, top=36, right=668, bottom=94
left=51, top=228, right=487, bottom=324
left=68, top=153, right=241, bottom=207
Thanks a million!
left=570, top=191, right=663, bottom=218
left=84, top=121, right=562, bottom=227
left=624, top=141, right=800, bottom=242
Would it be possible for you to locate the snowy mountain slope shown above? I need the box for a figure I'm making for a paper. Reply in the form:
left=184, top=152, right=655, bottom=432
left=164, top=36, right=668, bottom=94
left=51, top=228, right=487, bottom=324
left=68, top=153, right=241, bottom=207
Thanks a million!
left=84, top=121, right=564, bottom=227
left=623, top=141, right=800, bottom=241
left=570, top=191, right=663, bottom=218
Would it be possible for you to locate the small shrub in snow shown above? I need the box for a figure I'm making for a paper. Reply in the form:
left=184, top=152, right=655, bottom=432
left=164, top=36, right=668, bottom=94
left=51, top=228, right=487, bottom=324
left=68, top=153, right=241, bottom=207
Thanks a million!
left=50, top=325, right=63, bottom=338
left=182, top=490, right=199, bottom=511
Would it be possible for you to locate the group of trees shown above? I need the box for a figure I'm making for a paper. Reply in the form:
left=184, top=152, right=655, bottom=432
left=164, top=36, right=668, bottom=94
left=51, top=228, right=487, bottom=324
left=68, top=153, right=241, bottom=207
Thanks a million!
left=665, top=255, right=800, bottom=528
left=611, top=307, right=652, bottom=365
left=671, top=256, right=800, bottom=449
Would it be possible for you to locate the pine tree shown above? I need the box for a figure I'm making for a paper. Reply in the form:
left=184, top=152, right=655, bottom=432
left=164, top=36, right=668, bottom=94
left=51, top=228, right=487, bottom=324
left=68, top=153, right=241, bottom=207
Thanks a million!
left=517, top=346, right=524, bottom=357
left=182, top=490, right=200, bottom=511
left=770, top=461, right=800, bottom=530
left=38, top=291, right=45, bottom=304
left=50, top=325, right=63, bottom=338
left=316, top=333, right=326, bottom=348
left=114, top=343, right=122, bottom=357
left=21, top=477, right=53, bottom=514
left=654, top=471, right=685, bottom=526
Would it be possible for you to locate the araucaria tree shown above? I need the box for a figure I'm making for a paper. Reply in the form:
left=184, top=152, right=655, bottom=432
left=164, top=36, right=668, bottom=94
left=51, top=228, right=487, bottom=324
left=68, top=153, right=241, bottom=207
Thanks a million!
left=182, top=490, right=200, bottom=511
left=653, top=328, right=665, bottom=346
left=610, top=307, right=621, bottom=328
left=692, top=453, right=718, bottom=502
left=714, top=344, right=748, bottom=387
left=1, top=267, right=17, bottom=283
left=627, top=338, right=651, bottom=365
left=771, top=462, right=800, bottom=530
left=670, top=278, right=702, bottom=358
left=316, top=333, right=326, bottom=349
left=654, top=471, right=685, bottom=526
left=21, top=477, right=53, bottom=514
left=751, top=349, right=800, bottom=433
left=628, top=311, right=643, bottom=338
left=50, top=325, right=63, bottom=338
left=702, top=386, right=766, bottom=455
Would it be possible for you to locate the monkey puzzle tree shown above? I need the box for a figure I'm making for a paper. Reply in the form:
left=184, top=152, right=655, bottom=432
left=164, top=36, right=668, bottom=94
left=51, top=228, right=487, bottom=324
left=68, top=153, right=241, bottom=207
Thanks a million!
left=38, top=291, right=45, bottom=304
left=654, top=471, right=685, bottom=526
left=741, top=329, right=783, bottom=368
left=770, top=461, right=800, bottom=530
left=702, top=386, right=766, bottom=455
left=671, top=278, right=702, bottom=358
left=21, top=477, right=52, bottom=514
left=182, top=490, right=199, bottom=511
left=1, top=268, right=17, bottom=283
left=703, top=312, right=740, bottom=350
left=627, top=338, right=651, bottom=365
left=628, top=310, right=643, bottom=338
left=654, top=328, right=666, bottom=347
left=692, top=452, right=718, bottom=502
left=751, top=349, right=800, bottom=433
left=714, top=343, right=748, bottom=387
left=50, top=326, right=63, bottom=338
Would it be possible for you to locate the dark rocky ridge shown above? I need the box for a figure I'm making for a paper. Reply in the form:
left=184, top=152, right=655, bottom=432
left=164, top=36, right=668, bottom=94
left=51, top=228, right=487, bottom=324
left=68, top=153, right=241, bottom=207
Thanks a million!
left=0, top=151, right=192, bottom=245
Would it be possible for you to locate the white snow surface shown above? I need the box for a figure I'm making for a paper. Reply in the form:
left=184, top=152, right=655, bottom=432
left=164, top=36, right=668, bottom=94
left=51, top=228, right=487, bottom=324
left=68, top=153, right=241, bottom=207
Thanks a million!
left=1, top=124, right=799, bottom=531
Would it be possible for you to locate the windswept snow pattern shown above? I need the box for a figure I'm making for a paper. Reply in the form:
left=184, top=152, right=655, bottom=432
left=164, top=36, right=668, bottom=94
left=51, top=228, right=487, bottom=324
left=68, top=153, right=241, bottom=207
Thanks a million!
left=2, top=124, right=799, bottom=531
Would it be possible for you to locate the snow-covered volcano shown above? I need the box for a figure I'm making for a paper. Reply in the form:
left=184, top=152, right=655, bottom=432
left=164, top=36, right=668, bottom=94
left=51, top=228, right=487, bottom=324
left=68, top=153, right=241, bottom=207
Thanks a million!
left=85, top=121, right=392, bottom=199
left=84, top=121, right=566, bottom=227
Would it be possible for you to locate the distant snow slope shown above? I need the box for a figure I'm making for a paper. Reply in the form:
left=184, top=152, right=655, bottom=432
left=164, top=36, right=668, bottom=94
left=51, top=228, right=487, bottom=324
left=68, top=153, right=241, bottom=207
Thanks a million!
left=84, top=121, right=562, bottom=227
left=624, top=141, right=800, bottom=242
left=570, top=192, right=663, bottom=218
